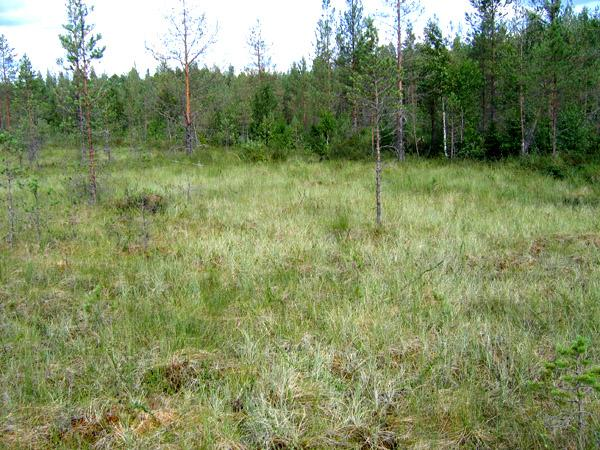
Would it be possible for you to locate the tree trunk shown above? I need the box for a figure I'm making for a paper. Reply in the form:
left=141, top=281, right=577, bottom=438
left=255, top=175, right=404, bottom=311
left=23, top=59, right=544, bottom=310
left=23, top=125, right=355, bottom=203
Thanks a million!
left=6, top=171, right=15, bottom=247
left=375, top=85, right=382, bottom=227
left=184, top=63, right=193, bottom=155
left=519, top=32, right=527, bottom=157
left=4, top=95, right=10, bottom=130
left=27, top=107, right=37, bottom=165
left=410, top=83, right=419, bottom=156
left=83, top=74, right=97, bottom=204
left=551, top=75, right=558, bottom=158
left=442, top=97, right=448, bottom=158
left=395, top=0, right=405, bottom=161
left=520, top=87, right=526, bottom=157
left=78, top=101, right=86, bottom=163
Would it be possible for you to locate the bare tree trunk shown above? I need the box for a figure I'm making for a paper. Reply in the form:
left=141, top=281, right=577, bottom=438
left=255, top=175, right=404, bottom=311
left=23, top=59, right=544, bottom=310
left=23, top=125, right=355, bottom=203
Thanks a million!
left=6, top=172, right=15, bottom=247
left=184, top=63, right=193, bottom=155
left=78, top=101, right=86, bottom=163
left=524, top=109, right=540, bottom=155
left=551, top=75, right=558, bottom=158
left=518, top=31, right=527, bottom=157
left=410, top=84, right=419, bottom=156
left=83, top=75, right=97, bottom=204
left=520, top=88, right=526, bottom=157
left=375, top=85, right=382, bottom=227
left=4, top=95, right=10, bottom=130
left=395, top=0, right=405, bottom=161
left=27, top=109, right=36, bottom=165
left=371, top=122, right=374, bottom=155
left=7, top=173, right=15, bottom=245
left=442, top=97, right=448, bottom=158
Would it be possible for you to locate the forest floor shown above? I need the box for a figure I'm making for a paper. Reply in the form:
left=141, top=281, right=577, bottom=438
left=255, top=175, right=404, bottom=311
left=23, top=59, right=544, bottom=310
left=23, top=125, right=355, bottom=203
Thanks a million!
left=1, top=148, right=599, bottom=449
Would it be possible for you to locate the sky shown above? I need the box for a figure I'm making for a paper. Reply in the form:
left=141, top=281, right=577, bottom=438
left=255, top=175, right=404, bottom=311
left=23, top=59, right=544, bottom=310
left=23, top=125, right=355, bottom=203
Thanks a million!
left=0, top=0, right=598, bottom=77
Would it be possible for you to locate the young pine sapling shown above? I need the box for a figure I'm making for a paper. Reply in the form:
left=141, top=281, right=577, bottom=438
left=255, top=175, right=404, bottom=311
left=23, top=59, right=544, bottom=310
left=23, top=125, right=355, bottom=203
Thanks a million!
left=533, top=336, right=600, bottom=449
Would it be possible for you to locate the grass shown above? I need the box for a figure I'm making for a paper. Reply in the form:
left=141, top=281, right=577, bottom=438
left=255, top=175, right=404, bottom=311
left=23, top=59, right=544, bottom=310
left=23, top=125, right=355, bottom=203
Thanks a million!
left=1, top=147, right=599, bottom=448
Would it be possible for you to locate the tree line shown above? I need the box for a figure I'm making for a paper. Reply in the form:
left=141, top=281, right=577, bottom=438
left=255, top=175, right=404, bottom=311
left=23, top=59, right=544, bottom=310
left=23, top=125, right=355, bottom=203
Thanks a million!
left=0, top=0, right=598, bottom=168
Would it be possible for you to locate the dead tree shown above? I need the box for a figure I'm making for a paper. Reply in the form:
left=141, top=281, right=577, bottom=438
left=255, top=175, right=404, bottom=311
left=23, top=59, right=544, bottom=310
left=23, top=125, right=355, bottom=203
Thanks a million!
left=359, top=47, right=396, bottom=226
left=148, top=0, right=216, bottom=155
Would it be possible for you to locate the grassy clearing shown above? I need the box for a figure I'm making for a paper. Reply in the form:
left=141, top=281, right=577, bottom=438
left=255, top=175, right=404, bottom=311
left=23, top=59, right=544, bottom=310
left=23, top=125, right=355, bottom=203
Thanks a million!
left=1, top=148, right=599, bottom=448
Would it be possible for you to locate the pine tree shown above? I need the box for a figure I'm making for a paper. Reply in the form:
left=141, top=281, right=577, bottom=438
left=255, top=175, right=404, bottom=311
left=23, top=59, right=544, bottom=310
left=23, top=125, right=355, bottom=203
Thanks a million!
left=313, top=0, right=336, bottom=116
left=337, top=0, right=368, bottom=131
left=0, top=35, right=17, bottom=132
left=15, top=55, right=46, bottom=164
left=247, top=19, right=271, bottom=76
left=467, top=0, right=512, bottom=144
left=148, top=0, right=216, bottom=155
left=386, top=0, right=420, bottom=161
left=59, top=0, right=105, bottom=203
left=531, top=0, right=569, bottom=158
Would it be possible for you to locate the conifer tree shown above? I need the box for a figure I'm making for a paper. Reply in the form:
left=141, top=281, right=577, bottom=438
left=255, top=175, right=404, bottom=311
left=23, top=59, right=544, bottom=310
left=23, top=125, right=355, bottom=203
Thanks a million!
left=0, top=35, right=17, bottom=131
left=149, top=0, right=216, bottom=155
left=59, top=0, right=105, bottom=203
left=15, top=55, right=45, bottom=164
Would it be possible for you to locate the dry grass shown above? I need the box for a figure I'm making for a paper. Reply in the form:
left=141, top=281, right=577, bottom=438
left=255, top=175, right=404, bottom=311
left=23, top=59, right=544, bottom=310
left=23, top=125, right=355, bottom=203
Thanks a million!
left=0, top=148, right=599, bottom=448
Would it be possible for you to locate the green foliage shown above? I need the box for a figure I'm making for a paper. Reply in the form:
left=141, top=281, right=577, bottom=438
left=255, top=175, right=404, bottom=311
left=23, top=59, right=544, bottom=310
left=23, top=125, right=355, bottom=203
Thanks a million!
left=2, top=0, right=600, bottom=163
left=2, top=149, right=600, bottom=448
left=309, top=111, right=337, bottom=159
left=542, top=337, right=600, bottom=397
left=250, top=83, right=278, bottom=143
left=240, top=140, right=270, bottom=163
left=59, top=0, right=105, bottom=73
left=532, top=337, right=600, bottom=447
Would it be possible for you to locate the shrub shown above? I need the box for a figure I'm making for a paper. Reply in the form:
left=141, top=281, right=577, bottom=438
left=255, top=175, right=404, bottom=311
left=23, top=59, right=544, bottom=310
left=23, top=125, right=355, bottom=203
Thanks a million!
left=114, top=189, right=166, bottom=214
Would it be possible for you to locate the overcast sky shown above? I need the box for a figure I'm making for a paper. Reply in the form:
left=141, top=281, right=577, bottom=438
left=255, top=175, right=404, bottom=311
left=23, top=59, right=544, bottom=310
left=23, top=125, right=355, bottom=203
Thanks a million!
left=0, top=0, right=598, bottom=76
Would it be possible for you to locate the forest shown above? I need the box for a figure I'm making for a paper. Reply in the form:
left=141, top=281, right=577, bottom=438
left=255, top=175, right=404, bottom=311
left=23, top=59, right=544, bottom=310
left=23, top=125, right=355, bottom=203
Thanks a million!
left=0, top=0, right=598, bottom=165
left=1, top=0, right=599, bottom=448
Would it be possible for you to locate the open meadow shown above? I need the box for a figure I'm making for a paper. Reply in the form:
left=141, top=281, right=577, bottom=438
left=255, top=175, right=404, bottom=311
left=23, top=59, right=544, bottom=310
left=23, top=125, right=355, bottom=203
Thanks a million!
left=1, top=148, right=599, bottom=449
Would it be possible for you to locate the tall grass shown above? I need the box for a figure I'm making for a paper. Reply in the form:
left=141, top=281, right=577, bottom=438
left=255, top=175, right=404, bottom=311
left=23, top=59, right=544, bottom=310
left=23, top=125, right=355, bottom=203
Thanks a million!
left=1, top=148, right=599, bottom=448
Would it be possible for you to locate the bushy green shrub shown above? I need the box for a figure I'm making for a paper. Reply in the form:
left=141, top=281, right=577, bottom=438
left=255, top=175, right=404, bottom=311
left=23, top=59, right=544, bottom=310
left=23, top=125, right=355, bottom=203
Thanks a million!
left=460, top=127, right=486, bottom=159
left=240, top=140, right=271, bottom=163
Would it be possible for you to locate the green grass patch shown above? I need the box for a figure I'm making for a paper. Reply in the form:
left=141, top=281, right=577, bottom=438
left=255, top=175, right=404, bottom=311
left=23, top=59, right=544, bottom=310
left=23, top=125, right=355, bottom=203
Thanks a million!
left=1, top=147, right=599, bottom=448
